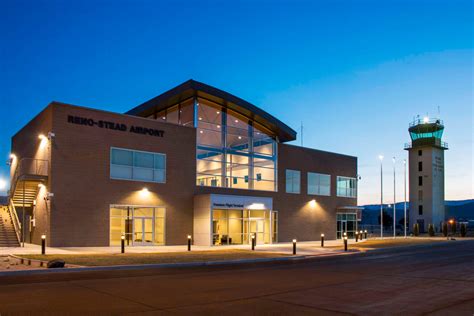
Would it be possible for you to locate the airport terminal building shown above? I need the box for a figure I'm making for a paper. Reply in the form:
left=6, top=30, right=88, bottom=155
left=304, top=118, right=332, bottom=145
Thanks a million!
left=8, top=80, right=359, bottom=247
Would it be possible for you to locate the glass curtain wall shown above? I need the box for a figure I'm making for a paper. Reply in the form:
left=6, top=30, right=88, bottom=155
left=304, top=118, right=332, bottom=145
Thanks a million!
left=146, top=97, right=277, bottom=191
left=196, top=98, right=277, bottom=191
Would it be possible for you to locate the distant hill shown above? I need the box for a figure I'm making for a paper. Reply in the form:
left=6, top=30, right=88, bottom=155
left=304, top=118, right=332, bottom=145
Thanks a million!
left=360, top=199, right=474, bottom=225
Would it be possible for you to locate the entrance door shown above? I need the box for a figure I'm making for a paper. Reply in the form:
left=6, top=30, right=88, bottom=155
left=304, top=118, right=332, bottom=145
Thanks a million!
left=133, top=217, right=154, bottom=245
left=337, top=220, right=347, bottom=239
left=249, top=219, right=265, bottom=245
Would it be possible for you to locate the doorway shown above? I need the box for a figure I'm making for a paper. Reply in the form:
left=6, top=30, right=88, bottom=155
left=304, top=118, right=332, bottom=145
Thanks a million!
left=133, top=217, right=154, bottom=245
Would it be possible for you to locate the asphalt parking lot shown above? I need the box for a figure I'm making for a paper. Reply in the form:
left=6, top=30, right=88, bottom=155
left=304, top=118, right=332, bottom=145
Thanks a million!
left=0, top=240, right=473, bottom=315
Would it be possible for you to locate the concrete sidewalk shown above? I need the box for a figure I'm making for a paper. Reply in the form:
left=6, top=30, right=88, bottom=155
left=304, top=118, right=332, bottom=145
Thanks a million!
left=0, top=239, right=351, bottom=256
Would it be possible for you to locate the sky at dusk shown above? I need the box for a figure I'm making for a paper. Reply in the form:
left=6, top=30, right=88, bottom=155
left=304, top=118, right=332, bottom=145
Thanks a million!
left=0, top=0, right=472, bottom=204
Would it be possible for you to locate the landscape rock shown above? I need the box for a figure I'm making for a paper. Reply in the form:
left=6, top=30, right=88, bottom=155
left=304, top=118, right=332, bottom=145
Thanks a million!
left=47, top=259, right=66, bottom=269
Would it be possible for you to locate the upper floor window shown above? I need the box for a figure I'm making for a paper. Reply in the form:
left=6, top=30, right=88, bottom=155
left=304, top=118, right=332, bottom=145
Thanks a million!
left=336, top=176, right=357, bottom=198
left=418, top=161, right=423, bottom=172
left=418, top=150, right=422, bottom=156
left=286, top=169, right=300, bottom=194
left=308, top=172, right=330, bottom=196
left=110, top=148, right=166, bottom=183
left=418, top=176, right=423, bottom=186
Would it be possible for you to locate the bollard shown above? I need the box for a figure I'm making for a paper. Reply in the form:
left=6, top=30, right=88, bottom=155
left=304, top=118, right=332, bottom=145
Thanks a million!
left=121, top=234, right=125, bottom=253
left=41, top=235, right=46, bottom=255
left=360, top=230, right=364, bottom=239
left=344, top=236, right=348, bottom=251
left=355, top=232, right=359, bottom=242
left=364, top=230, right=368, bottom=239
left=321, top=233, right=325, bottom=247
left=187, top=235, right=192, bottom=251
left=251, top=234, right=255, bottom=250
left=292, top=239, right=297, bottom=255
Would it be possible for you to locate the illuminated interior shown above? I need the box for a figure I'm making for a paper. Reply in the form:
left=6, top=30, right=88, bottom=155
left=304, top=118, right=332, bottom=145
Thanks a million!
left=110, top=206, right=165, bottom=246
left=211, top=209, right=277, bottom=245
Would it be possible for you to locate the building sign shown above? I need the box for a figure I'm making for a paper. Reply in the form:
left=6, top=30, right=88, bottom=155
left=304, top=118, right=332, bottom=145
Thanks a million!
left=67, top=115, right=165, bottom=137
left=210, top=194, right=273, bottom=210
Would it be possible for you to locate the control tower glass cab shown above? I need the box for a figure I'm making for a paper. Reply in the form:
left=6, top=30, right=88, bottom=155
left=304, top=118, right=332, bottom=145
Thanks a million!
left=405, top=117, right=448, bottom=233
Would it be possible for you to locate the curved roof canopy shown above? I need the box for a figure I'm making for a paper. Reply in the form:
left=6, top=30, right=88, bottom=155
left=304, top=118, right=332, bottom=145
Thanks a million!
left=126, top=79, right=297, bottom=142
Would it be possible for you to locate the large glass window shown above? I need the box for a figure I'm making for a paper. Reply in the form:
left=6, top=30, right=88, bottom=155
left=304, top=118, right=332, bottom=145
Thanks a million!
left=212, top=209, right=273, bottom=245
left=286, top=169, right=301, bottom=194
left=308, top=172, right=331, bottom=196
left=336, top=176, right=357, bottom=198
left=147, top=97, right=278, bottom=192
left=110, top=206, right=165, bottom=246
left=110, top=148, right=166, bottom=183
left=195, top=98, right=277, bottom=192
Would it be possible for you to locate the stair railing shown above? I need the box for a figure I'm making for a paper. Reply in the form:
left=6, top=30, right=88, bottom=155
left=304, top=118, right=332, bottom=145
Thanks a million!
left=9, top=158, right=49, bottom=198
left=8, top=200, right=22, bottom=244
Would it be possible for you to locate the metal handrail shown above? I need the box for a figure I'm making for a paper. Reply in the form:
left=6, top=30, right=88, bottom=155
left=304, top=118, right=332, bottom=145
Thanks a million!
left=409, top=118, right=443, bottom=127
left=9, top=158, right=49, bottom=196
left=8, top=200, right=22, bottom=244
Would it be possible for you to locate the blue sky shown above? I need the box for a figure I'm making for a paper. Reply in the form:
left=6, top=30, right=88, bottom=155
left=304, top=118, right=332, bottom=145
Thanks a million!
left=0, top=0, right=472, bottom=204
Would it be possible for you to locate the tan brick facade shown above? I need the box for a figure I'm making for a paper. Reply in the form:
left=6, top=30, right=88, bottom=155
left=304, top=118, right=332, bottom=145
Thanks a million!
left=11, top=102, right=357, bottom=247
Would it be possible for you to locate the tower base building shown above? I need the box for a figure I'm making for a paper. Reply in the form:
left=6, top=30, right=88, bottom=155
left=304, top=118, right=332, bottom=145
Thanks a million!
left=405, top=117, right=448, bottom=233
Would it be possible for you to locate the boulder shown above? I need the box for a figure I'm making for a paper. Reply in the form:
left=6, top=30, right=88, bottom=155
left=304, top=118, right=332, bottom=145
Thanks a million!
left=47, top=259, right=65, bottom=269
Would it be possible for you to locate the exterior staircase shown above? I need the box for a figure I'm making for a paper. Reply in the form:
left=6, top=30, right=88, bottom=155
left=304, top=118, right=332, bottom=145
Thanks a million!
left=0, top=206, right=20, bottom=247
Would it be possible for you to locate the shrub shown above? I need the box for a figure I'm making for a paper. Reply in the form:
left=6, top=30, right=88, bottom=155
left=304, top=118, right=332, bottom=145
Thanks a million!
left=460, top=223, right=467, bottom=237
left=442, top=223, right=448, bottom=237
left=428, top=224, right=435, bottom=236
left=413, top=223, right=419, bottom=236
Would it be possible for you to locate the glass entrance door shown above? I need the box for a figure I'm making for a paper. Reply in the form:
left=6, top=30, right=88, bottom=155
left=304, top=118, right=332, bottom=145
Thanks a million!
left=133, top=217, right=154, bottom=245
left=250, top=219, right=265, bottom=244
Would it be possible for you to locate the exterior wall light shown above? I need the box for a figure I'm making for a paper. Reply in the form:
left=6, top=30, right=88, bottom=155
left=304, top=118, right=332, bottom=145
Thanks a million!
left=309, top=199, right=317, bottom=208
left=38, top=134, right=47, bottom=141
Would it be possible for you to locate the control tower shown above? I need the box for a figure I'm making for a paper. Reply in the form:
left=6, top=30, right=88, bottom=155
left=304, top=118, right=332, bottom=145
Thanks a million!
left=405, top=117, right=448, bottom=233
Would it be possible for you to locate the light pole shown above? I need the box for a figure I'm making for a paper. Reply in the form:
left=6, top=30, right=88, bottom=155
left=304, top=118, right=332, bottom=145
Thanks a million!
left=379, top=155, right=384, bottom=239
left=393, top=157, right=396, bottom=238
left=403, top=159, right=407, bottom=238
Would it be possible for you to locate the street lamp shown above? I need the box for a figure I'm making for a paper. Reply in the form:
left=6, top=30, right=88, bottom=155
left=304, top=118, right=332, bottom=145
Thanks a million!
left=393, top=157, right=396, bottom=239
left=379, top=155, right=384, bottom=239
left=403, top=159, right=407, bottom=238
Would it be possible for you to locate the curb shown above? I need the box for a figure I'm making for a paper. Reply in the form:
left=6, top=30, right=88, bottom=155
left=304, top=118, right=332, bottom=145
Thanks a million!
left=0, top=251, right=356, bottom=277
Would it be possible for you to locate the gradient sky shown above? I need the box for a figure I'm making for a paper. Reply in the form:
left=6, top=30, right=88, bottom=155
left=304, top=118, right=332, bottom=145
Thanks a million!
left=0, top=0, right=472, bottom=204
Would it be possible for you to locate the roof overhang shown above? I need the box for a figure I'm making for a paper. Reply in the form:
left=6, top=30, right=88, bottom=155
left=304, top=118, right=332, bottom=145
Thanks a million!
left=126, top=79, right=297, bottom=142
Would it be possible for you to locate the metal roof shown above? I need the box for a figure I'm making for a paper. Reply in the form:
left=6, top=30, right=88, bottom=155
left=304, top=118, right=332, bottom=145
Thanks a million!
left=126, top=79, right=297, bottom=142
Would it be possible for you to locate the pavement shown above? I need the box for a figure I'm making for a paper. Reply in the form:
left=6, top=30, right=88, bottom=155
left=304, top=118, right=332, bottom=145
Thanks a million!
left=0, top=240, right=473, bottom=315
left=0, top=239, right=347, bottom=255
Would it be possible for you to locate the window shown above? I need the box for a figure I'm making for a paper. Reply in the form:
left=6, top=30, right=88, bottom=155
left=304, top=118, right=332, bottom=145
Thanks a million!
left=418, top=205, right=423, bottom=215
left=308, top=172, right=331, bottom=196
left=110, top=148, right=166, bottom=183
left=286, top=169, right=301, bottom=194
left=418, top=190, right=423, bottom=202
left=418, top=150, right=422, bottom=156
left=195, top=98, right=277, bottom=192
left=418, top=161, right=423, bottom=172
left=336, top=176, right=357, bottom=198
left=418, top=176, right=423, bottom=186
